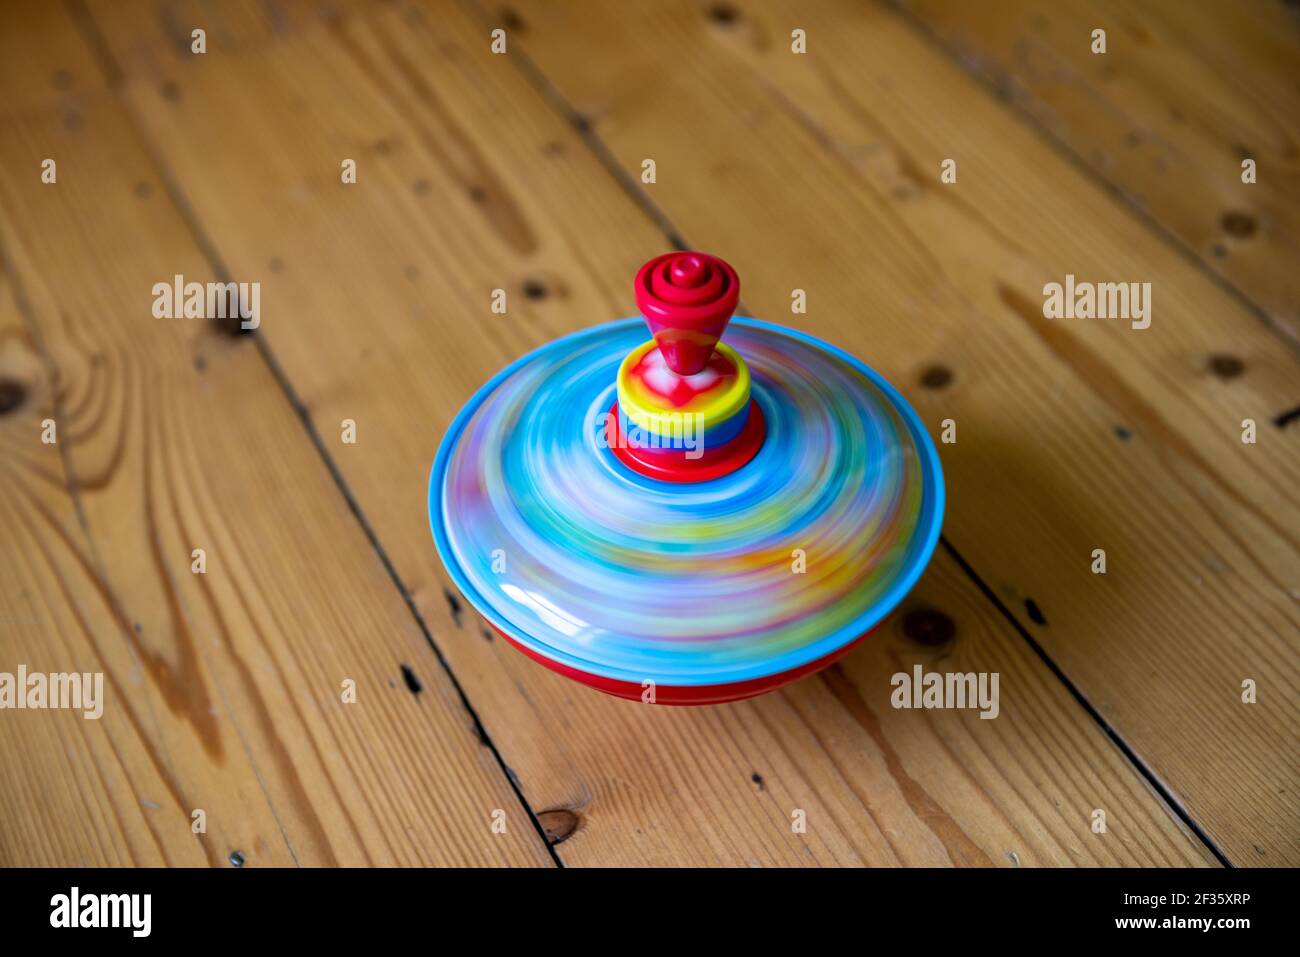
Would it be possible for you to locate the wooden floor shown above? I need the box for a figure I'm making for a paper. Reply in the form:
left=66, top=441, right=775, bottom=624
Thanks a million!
left=0, top=0, right=1295, bottom=867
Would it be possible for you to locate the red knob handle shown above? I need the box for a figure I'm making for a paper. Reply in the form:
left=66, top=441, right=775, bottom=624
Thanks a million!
left=635, top=252, right=739, bottom=375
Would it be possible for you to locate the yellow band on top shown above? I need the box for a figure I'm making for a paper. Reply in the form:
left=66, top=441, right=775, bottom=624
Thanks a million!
left=617, top=340, right=751, bottom=436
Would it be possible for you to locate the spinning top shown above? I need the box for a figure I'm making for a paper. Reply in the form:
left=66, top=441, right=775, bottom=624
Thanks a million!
left=430, top=252, right=944, bottom=704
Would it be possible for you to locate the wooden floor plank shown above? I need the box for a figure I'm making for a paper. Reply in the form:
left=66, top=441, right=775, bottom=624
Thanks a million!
left=76, top=0, right=1220, bottom=865
left=499, top=0, right=1300, bottom=865
left=0, top=2, right=552, bottom=867
left=0, top=281, right=188, bottom=866
left=896, top=0, right=1300, bottom=341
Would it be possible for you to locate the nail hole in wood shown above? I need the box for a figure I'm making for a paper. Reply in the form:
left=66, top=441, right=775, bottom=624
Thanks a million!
left=443, top=588, right=463, bottom=627
left=920, top=364, right=953, bottom=389
left=1024, top=598, right=1047, bottom=626
left=707, top=3, right=739, bottom=24
left=1207, top=354, right=1244, bottom=380
left=901, top=608, right=955, bottom=646
left=1274, top=405, right=1300, bottom=429
left=400, top=664, right=423, bottom=695
left=0, top=379, right=28, bottom=415
left=1221, top=211, right=1257, bottom=238
left=214, top=310, right=254, bottom=338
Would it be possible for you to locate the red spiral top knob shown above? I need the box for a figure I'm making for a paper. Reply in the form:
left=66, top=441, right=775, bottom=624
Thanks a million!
left=635, top=252, right=740, bottom=376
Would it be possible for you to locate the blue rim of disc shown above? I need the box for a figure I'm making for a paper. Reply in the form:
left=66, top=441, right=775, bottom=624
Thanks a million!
left=428, top=317, right=945, bottom=687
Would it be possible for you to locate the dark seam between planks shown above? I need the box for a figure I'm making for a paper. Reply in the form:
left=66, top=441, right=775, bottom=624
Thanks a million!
left=471, top=0, right=1233, bottom=868
left=939, top=536, right=1232, bottom=867
left=243, top=339, right=563, bottom=866
left=63, top=0, right=563, bottom=869
left=883, top=0, right=1300, bottom=355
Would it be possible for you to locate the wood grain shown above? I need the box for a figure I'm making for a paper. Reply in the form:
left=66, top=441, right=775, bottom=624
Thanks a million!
left=496, top=0, right=1299, bottom=864
left=0, top=2, right=552, bottom=867
left=0, top=275, right=176, bottom=867
left=74, top=0, right=1221, bottom=865
left=896, top=0, right=1300, bottom=342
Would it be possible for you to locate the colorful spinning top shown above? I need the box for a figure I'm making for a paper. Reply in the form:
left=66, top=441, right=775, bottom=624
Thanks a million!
left=430, top=253, right=944, bottom=704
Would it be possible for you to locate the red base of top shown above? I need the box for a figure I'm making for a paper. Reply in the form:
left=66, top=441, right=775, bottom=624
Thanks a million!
left=606, top=400, right=765, bottom=483
left=491, top=624, right=873, bottom=705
